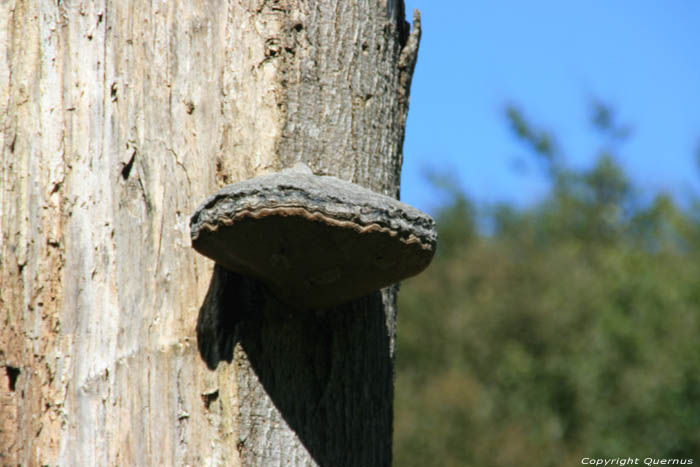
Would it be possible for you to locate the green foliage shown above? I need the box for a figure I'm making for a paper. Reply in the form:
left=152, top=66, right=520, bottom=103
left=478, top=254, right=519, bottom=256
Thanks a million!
left=394, top=104, right=700, bottom=466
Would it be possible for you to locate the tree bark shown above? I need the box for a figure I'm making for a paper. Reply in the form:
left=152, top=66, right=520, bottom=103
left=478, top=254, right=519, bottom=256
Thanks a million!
left=0, top=0, right=419, bottom=465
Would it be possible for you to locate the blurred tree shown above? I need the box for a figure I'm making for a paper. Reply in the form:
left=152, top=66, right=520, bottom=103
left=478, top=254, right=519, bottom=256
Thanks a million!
left=394, top=103, right=700, bottom=466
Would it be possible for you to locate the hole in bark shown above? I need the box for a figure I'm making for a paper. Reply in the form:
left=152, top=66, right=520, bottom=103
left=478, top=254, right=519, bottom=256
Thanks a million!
left=5, top=365, right=20, bottom=391
left=264, top=38, right=281, bottom=58
left=50, top=180, right=62, bottom=194
left=201, top=389, right=219, bottom=409
left=293, top=23, right=303, bottom=32
left=110, top=82, right=118, bottom=101
left=10, top=134, right=16, bottom=153
left=121, top=150, right=136, bottom=180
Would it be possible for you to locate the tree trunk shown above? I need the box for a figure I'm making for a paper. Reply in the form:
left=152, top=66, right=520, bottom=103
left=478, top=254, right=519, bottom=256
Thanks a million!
left=0, top=0, right=419, bottom=465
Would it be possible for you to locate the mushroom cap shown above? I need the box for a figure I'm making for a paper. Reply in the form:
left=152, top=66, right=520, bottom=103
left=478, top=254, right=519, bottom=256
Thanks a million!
left=190, top=164, right=437, bottom=309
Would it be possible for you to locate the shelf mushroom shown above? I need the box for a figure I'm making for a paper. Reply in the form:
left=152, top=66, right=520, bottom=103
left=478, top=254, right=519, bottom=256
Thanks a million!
left=190, top=164, right=437, bottom=309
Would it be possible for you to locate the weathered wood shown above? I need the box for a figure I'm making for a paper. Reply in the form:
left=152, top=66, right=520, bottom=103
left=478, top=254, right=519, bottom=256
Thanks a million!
left=0, top=0, right=419, bottom=465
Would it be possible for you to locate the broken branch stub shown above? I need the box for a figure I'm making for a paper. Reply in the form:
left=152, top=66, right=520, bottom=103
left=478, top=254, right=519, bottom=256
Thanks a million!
left=190, top=164, right=437, bottom=310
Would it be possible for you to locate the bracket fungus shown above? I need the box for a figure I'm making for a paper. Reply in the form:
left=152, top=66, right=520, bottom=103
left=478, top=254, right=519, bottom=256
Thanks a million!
left=190, top=164, right=437, bottom=309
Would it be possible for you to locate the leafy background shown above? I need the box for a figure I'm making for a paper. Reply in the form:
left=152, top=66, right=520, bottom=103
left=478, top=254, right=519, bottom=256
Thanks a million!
left=393, top=104, right=700, bottom=465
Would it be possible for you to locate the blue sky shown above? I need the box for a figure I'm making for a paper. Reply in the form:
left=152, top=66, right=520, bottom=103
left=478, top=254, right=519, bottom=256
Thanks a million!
left=400, top=1, right=700, bottom=214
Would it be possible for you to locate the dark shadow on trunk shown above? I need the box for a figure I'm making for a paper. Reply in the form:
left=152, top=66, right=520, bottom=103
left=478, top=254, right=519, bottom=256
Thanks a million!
left=196, top=266, right=394, bottom=466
